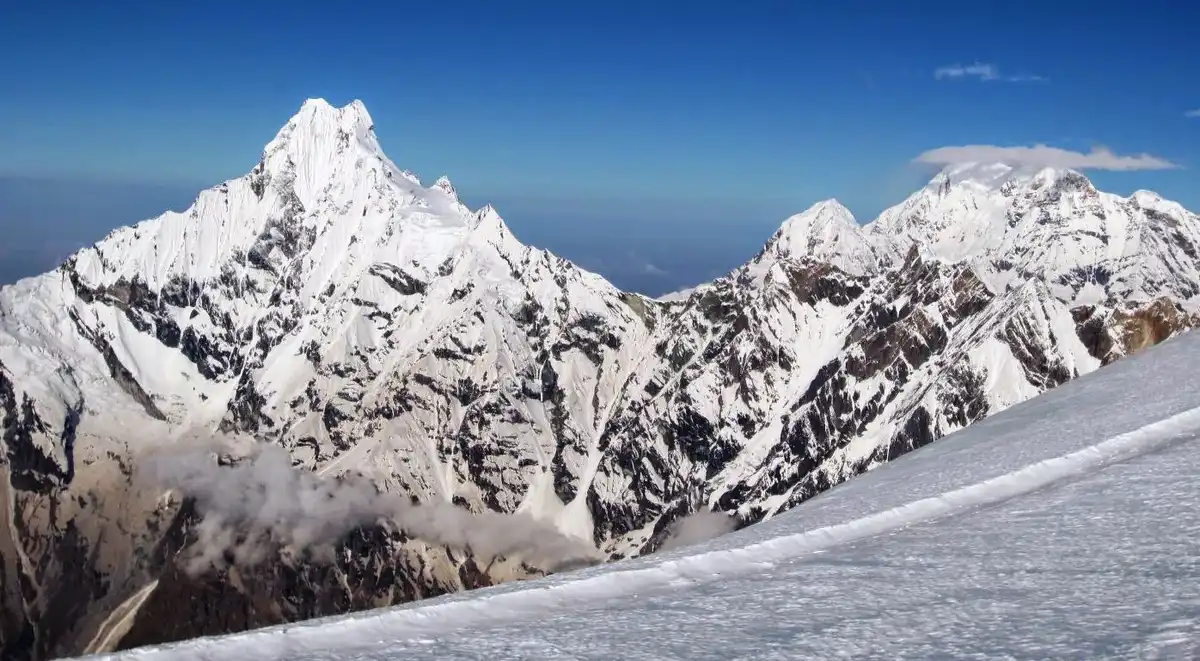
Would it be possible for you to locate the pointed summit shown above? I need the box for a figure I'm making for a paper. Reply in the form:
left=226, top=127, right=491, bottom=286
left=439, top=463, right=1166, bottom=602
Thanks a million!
left=774, top=200, right=858, bottom=248
left=759, top=199, right=880, bottom=275
left=471, top=204, right=506, bottom=233
left=297, top=98, right=373, bottom=125
left=471, top=204, right=522, bottom=247
left=1027, top=167, right=1096, bottom=196
left=268, top=98, right=377, bottom=154
left=253, top=99, right=391, bottom=209
left=1129, top=188, right=1191, bottom=219
left=434, top=176, right=458, bottom=201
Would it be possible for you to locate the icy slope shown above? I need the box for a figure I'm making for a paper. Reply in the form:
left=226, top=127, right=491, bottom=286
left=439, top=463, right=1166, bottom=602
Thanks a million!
left=3, top=98, right=1200, bottom=658
left=92, top=325, right=1200, bottom=661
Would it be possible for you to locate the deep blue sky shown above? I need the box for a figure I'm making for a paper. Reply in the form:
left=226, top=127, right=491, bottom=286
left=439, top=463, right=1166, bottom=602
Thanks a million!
left=1, top=1, right=1197, bottom=293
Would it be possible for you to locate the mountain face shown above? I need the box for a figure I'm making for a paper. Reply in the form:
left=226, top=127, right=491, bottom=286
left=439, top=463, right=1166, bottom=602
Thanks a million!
left=2, top=100, right=1198, bottom=659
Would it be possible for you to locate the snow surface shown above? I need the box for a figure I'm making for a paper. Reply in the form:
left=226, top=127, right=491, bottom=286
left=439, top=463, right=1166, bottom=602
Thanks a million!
left=94, top=328, right=1200, bottom=660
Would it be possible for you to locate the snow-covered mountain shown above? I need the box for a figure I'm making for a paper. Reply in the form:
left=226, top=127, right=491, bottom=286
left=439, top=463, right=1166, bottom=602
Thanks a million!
left=2, top=99, right=1198, bottom=659
left=867, top=161, right=1200, bottom=308
left=89, top=318, right=1200, bottom=661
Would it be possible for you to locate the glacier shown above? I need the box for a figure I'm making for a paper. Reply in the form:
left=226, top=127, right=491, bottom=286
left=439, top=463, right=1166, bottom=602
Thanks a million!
left=90, top=314, right=1200, bottom=660
left=2, top=98, right=1200, bottom=658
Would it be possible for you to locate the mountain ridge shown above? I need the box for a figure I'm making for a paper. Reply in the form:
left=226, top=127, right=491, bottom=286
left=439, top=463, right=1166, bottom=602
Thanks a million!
left=2, top=98, right=1199, bottom=659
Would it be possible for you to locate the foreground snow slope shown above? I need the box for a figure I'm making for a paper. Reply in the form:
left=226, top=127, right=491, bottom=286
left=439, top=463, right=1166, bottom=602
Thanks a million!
left=97, top=328, right=1200, bottom=661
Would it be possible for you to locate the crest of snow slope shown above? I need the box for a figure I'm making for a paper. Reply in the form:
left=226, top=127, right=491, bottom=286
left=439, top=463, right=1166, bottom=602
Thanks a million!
left=865, top=162, right=1200, bottom=309
left=91, top=327, right=1200, bottom=661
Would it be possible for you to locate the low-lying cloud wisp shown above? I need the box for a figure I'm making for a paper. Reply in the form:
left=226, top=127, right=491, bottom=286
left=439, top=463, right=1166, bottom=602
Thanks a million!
left=660, top=510, right=739, bottom=553
left=139, top=440, right=602, bottom=576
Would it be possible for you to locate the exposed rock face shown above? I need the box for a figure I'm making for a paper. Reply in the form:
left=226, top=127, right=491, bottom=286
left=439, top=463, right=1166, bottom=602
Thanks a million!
left=112, top=515, right=526, bottom=653
left=1072, top=297, right=1200, bottom=365
left=2, top=102, right=1199, bottom=659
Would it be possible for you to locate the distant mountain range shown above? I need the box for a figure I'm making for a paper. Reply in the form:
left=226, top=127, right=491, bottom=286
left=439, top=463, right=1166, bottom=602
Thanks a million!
left=2, top=99, right=1197, bottom=659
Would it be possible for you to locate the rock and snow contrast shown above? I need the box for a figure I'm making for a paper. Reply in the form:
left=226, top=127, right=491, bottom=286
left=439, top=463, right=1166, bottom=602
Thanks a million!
left=90, top=325, right=1200, bottom=660
left=2, top=98, right=1199, bottom=659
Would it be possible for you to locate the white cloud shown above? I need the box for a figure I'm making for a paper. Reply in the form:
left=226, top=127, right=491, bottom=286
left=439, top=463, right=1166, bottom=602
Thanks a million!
left=914, top=144, right=1180, bottom=171
left=935, top=63, right=998, bottom=81
left=1185, top=109, right=1200, bottom=118
left=934, top=62, right=1045, bottom=83
left=625, top=251, right=668, bottom=277
left=640, top=261, right=668, bottom=276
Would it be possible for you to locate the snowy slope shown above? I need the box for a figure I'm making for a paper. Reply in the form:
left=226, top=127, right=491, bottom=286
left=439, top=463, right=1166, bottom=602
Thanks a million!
left=91, top=323, right=1200, bottom=661
left=3, top=99, right=1200, bottom=658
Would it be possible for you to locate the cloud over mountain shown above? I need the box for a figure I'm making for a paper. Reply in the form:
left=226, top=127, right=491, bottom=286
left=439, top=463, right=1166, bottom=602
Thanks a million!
left=914, top=144, right=1179, bottom=171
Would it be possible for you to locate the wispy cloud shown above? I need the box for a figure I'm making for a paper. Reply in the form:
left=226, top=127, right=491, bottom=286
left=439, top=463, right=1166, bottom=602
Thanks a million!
left=935, top=63, right=998, bottom=80
left=624, top=251, right=669, bottom=277
left=934, top=62, right=1046, bottom=83
left=1185, top=109, right=1200, bottom=118
left=640, top=261, right=668, bottom=276
left=914, top=144, right=1180, bottom=171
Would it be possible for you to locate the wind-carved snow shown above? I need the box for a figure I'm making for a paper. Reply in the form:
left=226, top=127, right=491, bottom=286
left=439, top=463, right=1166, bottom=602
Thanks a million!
left=4, top=98, right=1200, bottom=659
left=91, top=327, right=1200, bottom=661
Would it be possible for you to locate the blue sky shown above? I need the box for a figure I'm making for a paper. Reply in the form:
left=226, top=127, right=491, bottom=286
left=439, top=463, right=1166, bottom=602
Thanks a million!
left=1, top=1, right=1197, bottom=293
